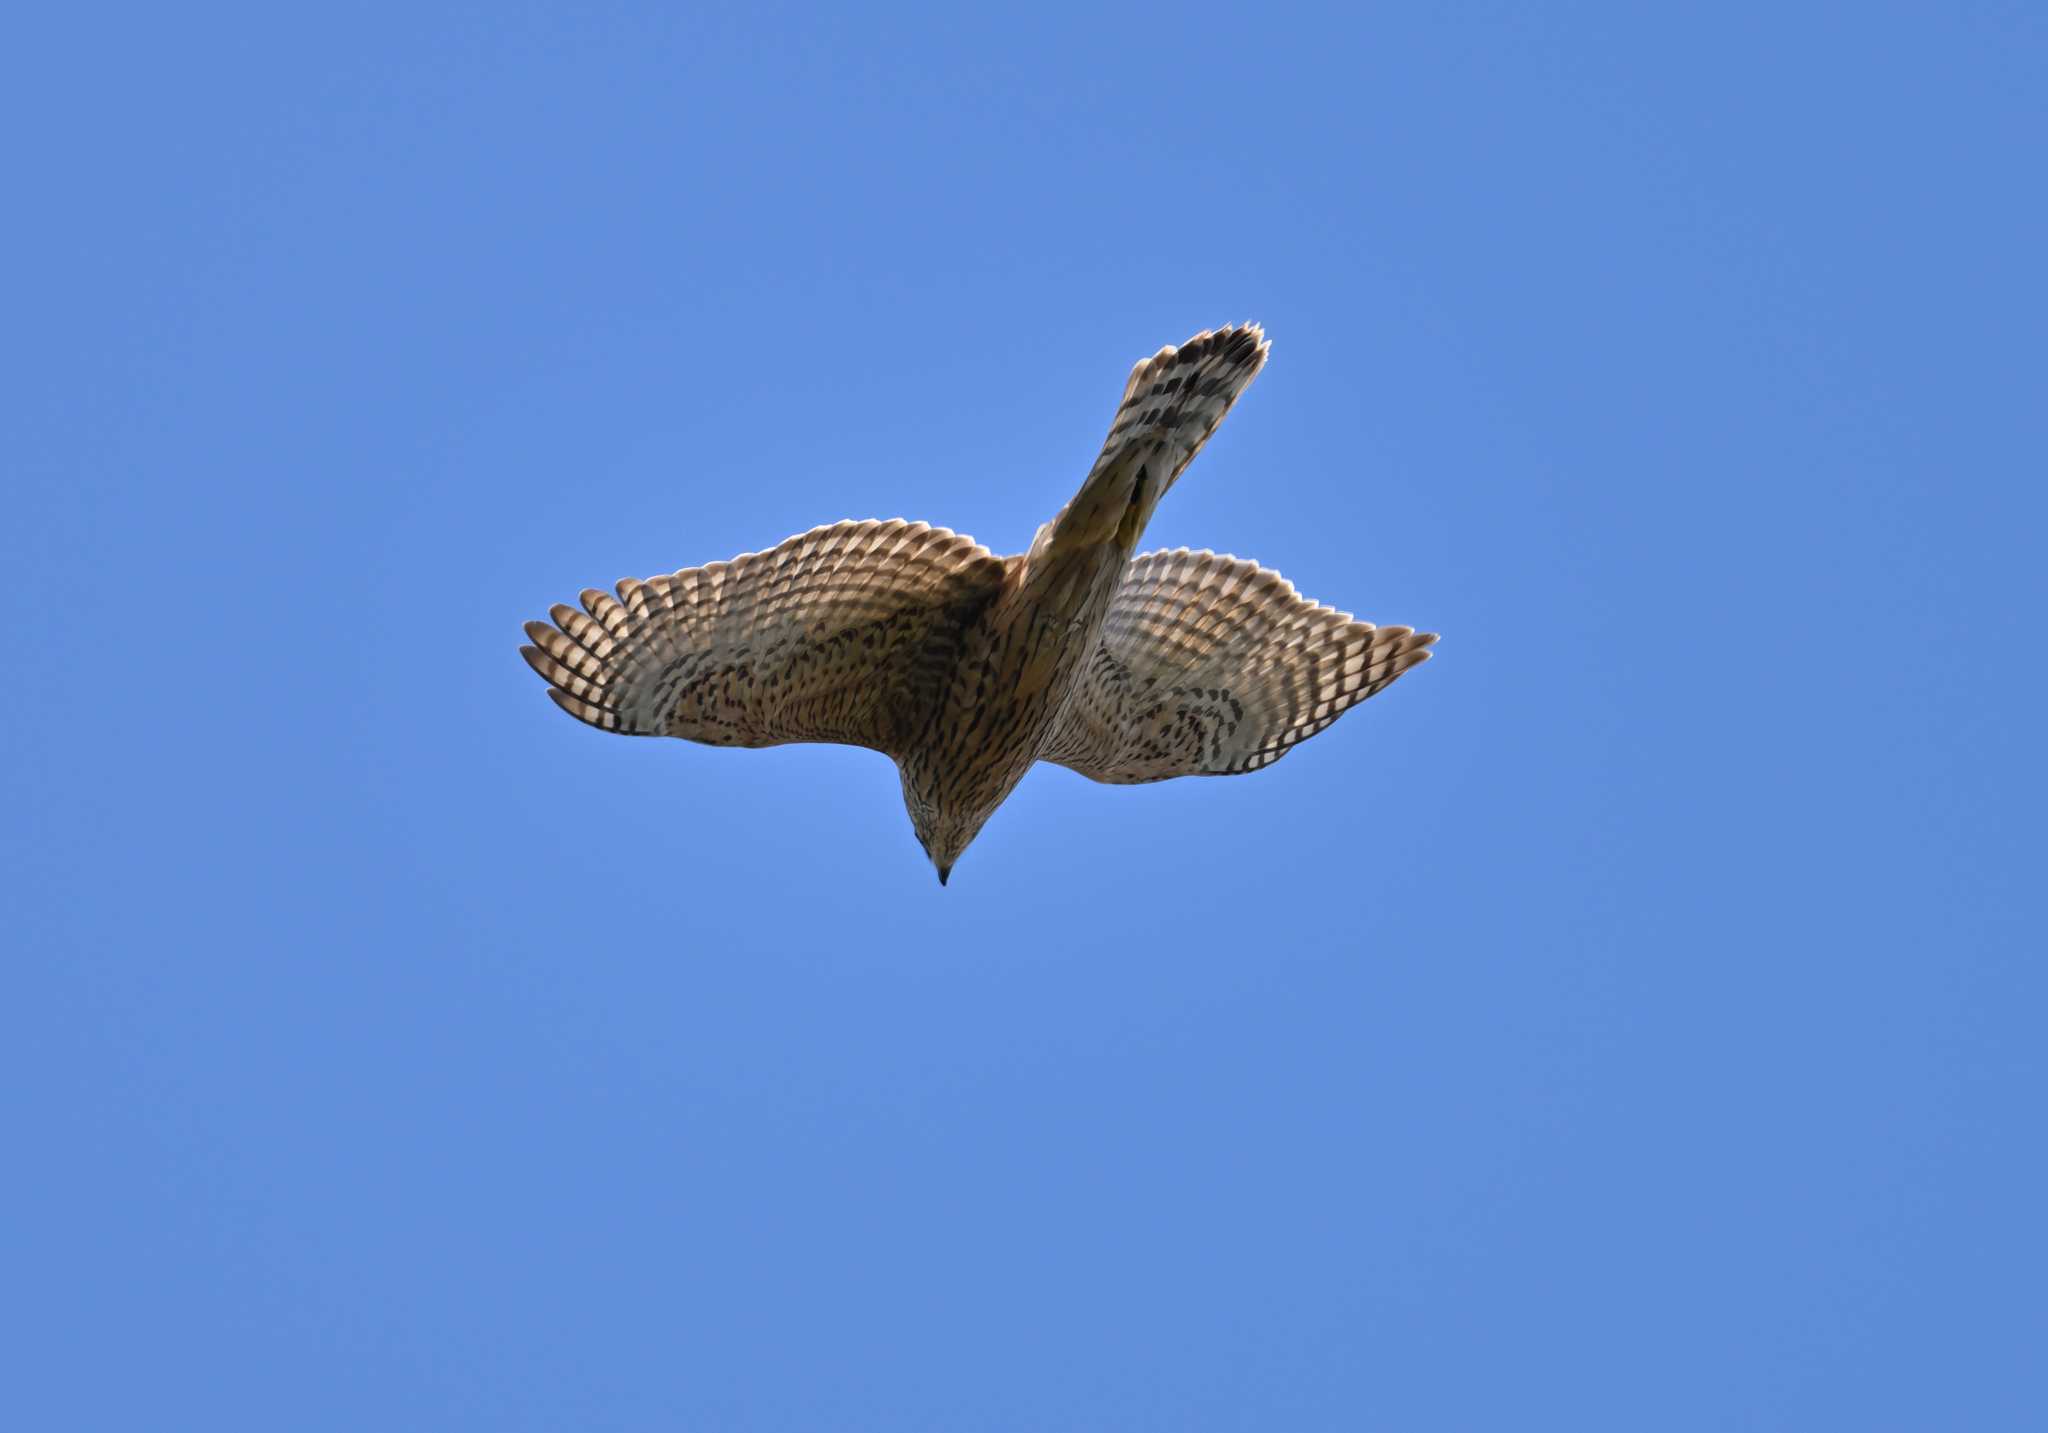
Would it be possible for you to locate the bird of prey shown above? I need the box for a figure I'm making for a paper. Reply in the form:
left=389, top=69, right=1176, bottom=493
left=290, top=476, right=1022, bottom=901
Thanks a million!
left=520, top=324, right=1436, bottom=884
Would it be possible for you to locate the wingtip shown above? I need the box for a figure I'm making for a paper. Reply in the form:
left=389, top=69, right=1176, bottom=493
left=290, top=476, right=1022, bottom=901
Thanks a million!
left=546, top=685, right=620, bottom=731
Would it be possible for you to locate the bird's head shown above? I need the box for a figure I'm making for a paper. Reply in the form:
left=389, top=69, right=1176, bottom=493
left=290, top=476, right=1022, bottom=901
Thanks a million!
left=912, top=809, right=990, bottom=887
left=899, top=770, right=992, bottom=887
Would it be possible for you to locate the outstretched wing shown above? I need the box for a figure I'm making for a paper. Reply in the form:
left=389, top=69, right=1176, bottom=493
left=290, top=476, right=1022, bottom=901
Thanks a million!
left=1041, top=548, right=1436, bottom=784
left=521, top=519, right=1005, bottom=754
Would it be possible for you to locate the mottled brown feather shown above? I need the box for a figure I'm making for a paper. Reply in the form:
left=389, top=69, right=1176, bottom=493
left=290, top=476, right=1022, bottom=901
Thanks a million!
left=525, top=519, right=1004, bottom=750
left=1040, top=548, right=1437, bottom=783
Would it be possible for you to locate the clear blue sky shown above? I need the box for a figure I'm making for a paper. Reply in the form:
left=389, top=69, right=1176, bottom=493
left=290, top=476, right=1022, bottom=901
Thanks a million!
left=6, top=4, right=2043, bottom=1428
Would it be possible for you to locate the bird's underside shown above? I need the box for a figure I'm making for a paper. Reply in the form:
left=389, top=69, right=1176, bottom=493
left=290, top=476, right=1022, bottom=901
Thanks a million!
left=521, top=323, right=1437, bottom=881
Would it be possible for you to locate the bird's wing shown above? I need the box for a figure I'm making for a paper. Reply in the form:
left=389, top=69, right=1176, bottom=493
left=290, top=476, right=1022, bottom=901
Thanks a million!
left=521, top=519, right=1005, bottom=754
left=1041, top=548, right=1436, bottom=783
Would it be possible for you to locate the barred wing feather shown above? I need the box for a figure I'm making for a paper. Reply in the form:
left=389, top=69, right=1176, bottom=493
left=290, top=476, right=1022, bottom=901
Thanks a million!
left=1042, top=548, right=1436, bottom=783
left=521, top=519, right=1005, bottom=754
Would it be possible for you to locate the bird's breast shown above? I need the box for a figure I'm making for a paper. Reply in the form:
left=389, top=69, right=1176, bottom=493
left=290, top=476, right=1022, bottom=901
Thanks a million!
left=906, top=545, right=1130, bottom=819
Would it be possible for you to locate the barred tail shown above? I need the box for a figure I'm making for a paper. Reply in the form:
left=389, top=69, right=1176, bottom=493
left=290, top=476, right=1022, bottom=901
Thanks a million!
left=1041, top=323, right=1271, bottom=556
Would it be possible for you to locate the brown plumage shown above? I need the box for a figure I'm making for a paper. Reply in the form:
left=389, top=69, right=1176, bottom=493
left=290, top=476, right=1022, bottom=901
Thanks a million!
left=520, top=325, right=1436, bottom=883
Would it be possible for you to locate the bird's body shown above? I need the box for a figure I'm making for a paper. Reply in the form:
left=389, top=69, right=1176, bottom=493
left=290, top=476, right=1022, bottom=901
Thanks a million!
left=521, top=325, right=1436, bottom=882
left=898, top=533, right=1129, bottom=877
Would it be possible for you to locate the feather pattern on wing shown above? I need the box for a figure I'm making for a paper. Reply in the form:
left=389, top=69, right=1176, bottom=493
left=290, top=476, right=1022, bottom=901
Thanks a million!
left=521, top=519, right=1005, bottom=753
left=1040, top=547, right=1437, bottom=783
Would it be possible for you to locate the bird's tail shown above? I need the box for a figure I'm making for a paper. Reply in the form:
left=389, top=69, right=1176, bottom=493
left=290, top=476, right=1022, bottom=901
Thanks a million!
left=1039, top=324, right=1270, bottom=558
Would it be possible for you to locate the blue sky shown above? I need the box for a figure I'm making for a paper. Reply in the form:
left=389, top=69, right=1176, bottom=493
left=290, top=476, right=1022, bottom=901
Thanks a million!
left=6, top=3, right=2043, bottom=1428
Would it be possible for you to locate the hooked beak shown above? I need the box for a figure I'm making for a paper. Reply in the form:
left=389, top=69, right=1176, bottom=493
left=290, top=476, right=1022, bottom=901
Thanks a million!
left=937, top=864, right=952, bottom=887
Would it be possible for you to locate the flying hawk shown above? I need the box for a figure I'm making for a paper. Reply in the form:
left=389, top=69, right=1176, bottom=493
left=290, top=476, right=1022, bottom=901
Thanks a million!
left=521, top=325, right=1436, bottom=883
